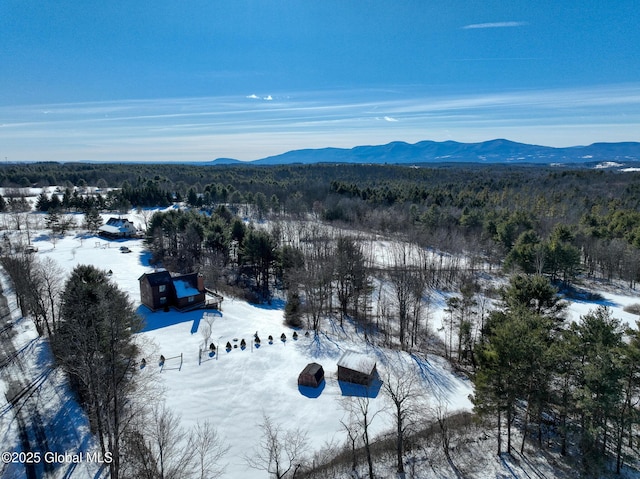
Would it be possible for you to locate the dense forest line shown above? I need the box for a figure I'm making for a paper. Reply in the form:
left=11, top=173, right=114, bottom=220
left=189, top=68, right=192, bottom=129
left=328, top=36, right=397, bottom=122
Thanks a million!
left=2, top=162, right=640, bottom=286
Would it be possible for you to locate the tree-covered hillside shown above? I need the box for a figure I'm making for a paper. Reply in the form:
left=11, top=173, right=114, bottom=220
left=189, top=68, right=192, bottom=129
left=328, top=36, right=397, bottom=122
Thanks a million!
left=3, top=162, right=640, bottom=286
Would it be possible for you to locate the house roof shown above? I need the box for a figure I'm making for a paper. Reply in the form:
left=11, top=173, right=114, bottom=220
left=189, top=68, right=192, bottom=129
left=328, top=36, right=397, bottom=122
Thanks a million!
left=99, top=224, right=121, bottom=234
left=173, top=279, right=200, bottom=298
left=100, top=217, right=136, bottom=234
left=106, top=217, right=132, bottom=226
left=337, top=351, right=376, bottom=375
left=100, top=218, right=135, bottom=234
left=139, top=271, right=172, bottom=286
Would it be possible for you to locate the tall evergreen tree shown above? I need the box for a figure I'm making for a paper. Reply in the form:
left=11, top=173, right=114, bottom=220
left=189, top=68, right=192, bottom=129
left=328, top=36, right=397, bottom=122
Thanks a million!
left=475, top=273, right=563, bottom=456
left=475, top=306, right=555, bottom=455
left=52, top=265, right=142, bottom=479
left=241, top=228, right=277, bottom=300
left=572, top=306, right=625, bottom=474
left=83, top=207, right=104, bottom=234
left=501, top=273, right=566, bottom=319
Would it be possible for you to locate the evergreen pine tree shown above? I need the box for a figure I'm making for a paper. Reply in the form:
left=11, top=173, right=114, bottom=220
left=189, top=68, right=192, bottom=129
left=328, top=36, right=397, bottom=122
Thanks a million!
left=284, top=290, right=302, bottom=327
left=52, top=265, right=142, bottom=479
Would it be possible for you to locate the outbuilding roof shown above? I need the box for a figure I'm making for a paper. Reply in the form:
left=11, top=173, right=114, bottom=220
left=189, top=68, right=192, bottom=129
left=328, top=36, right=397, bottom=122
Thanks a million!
left=300, top=362, right=324, bottom=377
left=337, top=350, right=376, bottom=375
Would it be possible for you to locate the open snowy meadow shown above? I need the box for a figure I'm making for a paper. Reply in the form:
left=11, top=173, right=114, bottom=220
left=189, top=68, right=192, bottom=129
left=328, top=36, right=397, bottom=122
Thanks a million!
left=41, top=222, right=475, bottom=478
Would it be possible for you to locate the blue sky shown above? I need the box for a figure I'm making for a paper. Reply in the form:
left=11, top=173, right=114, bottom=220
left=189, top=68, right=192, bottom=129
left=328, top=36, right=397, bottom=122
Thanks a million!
left=1, top=1, right=639, bottom=162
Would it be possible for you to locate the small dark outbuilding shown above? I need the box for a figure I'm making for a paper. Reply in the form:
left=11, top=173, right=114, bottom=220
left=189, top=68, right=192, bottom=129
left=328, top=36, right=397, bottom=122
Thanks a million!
left=298, top=363, right=325, bottom=388
left=337, top=350, right=377, bottom=386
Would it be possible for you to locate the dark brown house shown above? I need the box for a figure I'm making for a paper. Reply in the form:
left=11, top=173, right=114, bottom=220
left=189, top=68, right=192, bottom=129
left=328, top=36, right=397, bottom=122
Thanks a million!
left=172, top=273, right=206, bottom=309
left=298, top=363, right=325, bottom=388
left=337, top=351, right=377, bottom=386
left=139, top=271, right=206, bottom=311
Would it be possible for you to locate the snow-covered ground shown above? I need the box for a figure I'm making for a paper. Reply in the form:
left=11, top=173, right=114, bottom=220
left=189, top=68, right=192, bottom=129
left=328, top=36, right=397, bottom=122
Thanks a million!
left=33, top=228, right=473, bottom=478
left=0, top=263, right=101, bottom=479
left=564, top=287, right=640, bottom=328
left=1, top=206, right=639, bottom=478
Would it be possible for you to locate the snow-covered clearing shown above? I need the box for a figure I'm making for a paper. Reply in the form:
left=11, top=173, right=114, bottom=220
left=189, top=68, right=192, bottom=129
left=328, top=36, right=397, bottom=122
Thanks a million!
left=564, top=287, right=640, bottom=328
left=1, top=212, right=475, bottom=479
left=1, top=206, right=639, bottom=478
left=47, top=232, right=473, bottom=478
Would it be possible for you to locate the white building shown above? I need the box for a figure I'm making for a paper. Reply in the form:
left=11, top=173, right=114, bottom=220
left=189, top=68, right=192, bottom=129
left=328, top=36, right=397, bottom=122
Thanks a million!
left=98, top=217, right=137, bottom=238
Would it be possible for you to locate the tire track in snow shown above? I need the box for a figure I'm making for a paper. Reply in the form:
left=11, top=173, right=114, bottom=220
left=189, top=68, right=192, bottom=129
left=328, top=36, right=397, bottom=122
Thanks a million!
left=0, top=283, right=55, bottom=479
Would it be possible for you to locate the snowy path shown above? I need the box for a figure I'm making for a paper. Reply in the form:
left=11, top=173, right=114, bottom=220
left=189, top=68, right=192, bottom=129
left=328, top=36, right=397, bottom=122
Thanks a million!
left=0, top=277, right=102, bottom=479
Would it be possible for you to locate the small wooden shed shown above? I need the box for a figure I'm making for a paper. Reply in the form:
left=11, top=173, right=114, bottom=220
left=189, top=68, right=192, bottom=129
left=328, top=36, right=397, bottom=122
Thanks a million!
left=337, top=350, right=377, bottom=386
left=298, top=363, right=325, bottom=388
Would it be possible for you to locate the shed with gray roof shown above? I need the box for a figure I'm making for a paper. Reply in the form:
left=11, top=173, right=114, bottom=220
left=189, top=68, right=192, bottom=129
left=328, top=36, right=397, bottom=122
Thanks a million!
left=337, top=350, right=377, bottom=386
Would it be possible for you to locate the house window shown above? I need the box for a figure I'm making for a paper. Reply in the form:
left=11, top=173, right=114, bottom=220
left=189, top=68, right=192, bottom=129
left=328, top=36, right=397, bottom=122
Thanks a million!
left=160, top=296, right=167, bottom=305
left=159, top=285, right=166, bottom=293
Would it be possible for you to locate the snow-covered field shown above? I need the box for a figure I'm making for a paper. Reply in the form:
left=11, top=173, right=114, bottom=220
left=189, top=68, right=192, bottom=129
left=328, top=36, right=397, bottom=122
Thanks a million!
left=1, top=206, right=640, bottom=478
left=35, top=226, right=474, bottom=478
left=565, top=287, right=640, bottom=328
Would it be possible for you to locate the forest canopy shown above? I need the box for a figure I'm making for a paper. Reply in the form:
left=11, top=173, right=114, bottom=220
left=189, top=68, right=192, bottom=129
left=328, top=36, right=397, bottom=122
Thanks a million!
left=2, top=161, right=640, bottom=287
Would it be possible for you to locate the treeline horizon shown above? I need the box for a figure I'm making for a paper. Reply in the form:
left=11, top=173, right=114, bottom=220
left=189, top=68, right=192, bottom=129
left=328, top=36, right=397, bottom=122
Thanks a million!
left=2, top=162, right=640, bottom=286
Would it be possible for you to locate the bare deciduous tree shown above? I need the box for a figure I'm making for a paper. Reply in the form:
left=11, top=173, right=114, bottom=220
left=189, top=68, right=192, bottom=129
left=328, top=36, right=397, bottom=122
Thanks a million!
left=431, top=399, right=463, bottom=477
left=0, top=253, right=36, bottom=320
left=381, top=358, right=425, bottom=478
left=32, top=257, right=64, bottom=335
left=339, top=394, right=381, bottom=479
left=0, top=254, right=65, bottom=337
left=124, top=404, right=228, bottom=479
left=387, top=242, right=427, bottom=350
left=143, top=404, right=195, bottom=479
left=192, top=420, right=229, bottom=479
left=199, top=313, right=215, bottom=350
left=340, top=414, right=361, bottom=474
left=137, top=206, right=153, bottom=231
left=300, top=225, right=335, bottom=332
left=335, top=235, right=368, bottom=323
left=246, top=414, right=309, bottom=479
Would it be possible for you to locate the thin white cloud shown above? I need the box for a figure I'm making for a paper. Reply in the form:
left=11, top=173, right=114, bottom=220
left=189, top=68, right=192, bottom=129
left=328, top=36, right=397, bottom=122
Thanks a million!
left=462, top=21, right=527, bottom=29
left=246, top=94, right=273, bottom=101
left=2, top=83, right=639, bottom=161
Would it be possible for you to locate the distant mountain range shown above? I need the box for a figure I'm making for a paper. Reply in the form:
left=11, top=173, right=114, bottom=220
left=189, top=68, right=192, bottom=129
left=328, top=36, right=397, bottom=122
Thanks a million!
left=210, top=139, right=640, bottom=166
